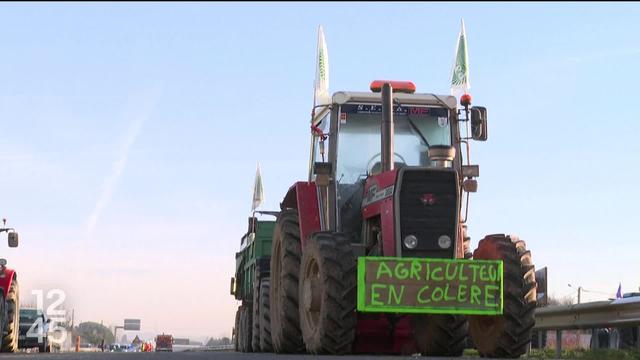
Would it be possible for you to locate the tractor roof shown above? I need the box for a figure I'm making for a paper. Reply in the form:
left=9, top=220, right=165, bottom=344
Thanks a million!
left=331, top=91, right=457, bottom=109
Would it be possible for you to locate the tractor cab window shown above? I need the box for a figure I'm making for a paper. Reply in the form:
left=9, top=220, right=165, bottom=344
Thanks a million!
left=336, top=104, right=452, bottom=184
left=19, top=309, right=39, bottom=322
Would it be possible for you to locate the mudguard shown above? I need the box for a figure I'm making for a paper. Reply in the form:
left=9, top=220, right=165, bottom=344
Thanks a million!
left=0, top=267, right=16, bottom=299
left=280, top=181, right=321, bottom=247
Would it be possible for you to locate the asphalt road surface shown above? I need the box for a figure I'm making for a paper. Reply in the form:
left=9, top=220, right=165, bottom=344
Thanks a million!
left=0, top=352, right=516, bottom=360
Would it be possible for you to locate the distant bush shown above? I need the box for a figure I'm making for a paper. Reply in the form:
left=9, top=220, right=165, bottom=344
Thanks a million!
left=74, top=322, right=115, bottom=346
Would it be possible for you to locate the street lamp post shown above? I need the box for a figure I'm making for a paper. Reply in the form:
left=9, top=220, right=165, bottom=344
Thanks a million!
left=568, top=284, right=582, bottom=304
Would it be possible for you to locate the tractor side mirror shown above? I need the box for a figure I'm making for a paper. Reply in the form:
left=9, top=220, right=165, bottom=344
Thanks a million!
left=247, top=216, right=257, bottom=235
left=470, top=106, right=488, bottom=141
left=314, top=162, right=333, bottom=187
left=8, top=232, right=18, bottom=248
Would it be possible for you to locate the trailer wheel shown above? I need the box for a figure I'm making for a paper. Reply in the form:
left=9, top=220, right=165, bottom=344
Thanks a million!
left=1, top=277, right=19, bottom=353
left=269, top=209, right=304, bottom=353
left=233, top=308, right=240, bottom=351
left=244, top=305, right=253, bottom=352
left=39, top=337, right=49, bottom=353
left=468, top=234, right=536, bottom=358
left=259, top=278, right=273, bottom=352
left=238, top=306, right=252, bottom=352
left=238, top=307, right=245, bottom=352
left=299, top=232, right=356, bottom=354
left=252, top=273, right=261, bottom=351
left=411, top=314, right=468, bottom=356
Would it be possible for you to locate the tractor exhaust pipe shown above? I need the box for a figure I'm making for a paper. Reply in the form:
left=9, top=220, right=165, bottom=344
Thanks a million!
left=381, top=82, right=394, bottom=172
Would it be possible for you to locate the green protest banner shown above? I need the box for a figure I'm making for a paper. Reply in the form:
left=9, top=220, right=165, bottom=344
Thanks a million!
left=357, top=257, right=503, bottom=315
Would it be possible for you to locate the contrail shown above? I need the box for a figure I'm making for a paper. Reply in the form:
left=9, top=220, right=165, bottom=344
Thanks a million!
left=85, top=91, right=159, bottom=235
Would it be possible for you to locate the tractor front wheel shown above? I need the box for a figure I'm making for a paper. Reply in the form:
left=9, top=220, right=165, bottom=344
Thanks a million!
left=299, top=232, right=356, bottom=354
left=467, top=234, right=536, bottom=358
left=411, top=314, right=468, bottom=356
left=269, top=209, right=304, bottom=353
left=1, top=277, right=19, bottom=353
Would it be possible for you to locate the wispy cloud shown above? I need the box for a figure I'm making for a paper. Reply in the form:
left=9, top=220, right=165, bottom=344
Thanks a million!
left=85, top=90, right=160, bottom=236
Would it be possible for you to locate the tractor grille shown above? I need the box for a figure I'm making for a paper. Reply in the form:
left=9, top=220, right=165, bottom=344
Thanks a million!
left=397, top=169, right=458, bottom=258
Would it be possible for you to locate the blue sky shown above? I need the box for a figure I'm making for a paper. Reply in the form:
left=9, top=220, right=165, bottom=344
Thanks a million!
left=1, top=3, right=640, bottom=338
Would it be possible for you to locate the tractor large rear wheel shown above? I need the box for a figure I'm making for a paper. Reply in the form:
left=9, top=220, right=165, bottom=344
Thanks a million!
left=269, top=209, right=304, bottom=353
left=467, top=234, right=536, bottom=358
left=1, top=277, right=19, bottom=353
left=299, top=232, right=356, bottom=354
left=411, top=314, right=468, bottom=356
left=259, top=278, right=273, bottom=352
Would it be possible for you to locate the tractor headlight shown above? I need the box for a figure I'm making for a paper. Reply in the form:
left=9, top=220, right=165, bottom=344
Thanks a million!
left=403, top=235, right=418, bottom=249
left=438, top=235, right=452, bottom=249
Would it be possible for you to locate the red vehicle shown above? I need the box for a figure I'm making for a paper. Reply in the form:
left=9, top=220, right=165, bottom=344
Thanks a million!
left=0, top=220, right=19, bottom=353
left=155, top=334, right=173, bottom=352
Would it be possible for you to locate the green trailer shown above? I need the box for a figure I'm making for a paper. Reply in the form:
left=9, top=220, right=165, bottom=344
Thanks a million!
left=231, top=215, right=276, bottom=352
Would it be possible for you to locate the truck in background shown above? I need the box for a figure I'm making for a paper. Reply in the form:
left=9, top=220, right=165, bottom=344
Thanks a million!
left=155, top=334, right=173, bottom=352
left=18, top=308, right=50, bottom=352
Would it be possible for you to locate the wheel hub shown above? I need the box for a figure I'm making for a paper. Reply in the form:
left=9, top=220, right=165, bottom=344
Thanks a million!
left=302, top=258, right=322, bottom=332
left=303, top=278, right=320, bottom=312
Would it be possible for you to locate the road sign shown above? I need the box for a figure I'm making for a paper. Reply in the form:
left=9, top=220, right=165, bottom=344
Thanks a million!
left=123, top=319, right=140, bottom=331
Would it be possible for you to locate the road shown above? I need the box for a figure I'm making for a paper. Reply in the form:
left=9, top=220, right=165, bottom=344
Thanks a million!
left=0, top=352, right=498, bottom=360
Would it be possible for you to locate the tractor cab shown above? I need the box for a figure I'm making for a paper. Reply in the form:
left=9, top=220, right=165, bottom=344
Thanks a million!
left=309, top=81, right=469, bottom=258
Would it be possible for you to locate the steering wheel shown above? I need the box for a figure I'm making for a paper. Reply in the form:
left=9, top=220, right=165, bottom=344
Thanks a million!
left=366, top=152, right=407, bottom=174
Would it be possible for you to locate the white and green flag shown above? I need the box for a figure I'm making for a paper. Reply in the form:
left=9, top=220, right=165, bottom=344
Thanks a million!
left=314, top=25, right=330, bottom=107
left=251, top=162, right=264, bottom=211
left=450, top=19, right=470, bottom=99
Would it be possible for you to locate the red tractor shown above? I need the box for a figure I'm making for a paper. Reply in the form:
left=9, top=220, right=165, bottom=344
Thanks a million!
left=0, top=220, right=19, bottom=353
left=267, top=82, right=536, bottom=357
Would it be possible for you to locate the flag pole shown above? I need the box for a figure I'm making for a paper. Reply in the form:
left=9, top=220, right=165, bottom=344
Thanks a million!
left=308, top=77, right=318, bottom=182
left=451, top=18, right=474, bottom=224
left=451, top=18, right=472, bottom=165
left=251, top=162, right=264, bottom=215
left=308, top=25, right=328, bottom=181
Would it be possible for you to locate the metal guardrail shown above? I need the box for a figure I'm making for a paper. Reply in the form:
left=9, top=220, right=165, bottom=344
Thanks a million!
left=533, top=297, right=640, bottom=357
left=207, top=344, right=234, bottom=351
left=175, top=344, right=234, bottom=352
left=535, top=297, right=640, bottom=330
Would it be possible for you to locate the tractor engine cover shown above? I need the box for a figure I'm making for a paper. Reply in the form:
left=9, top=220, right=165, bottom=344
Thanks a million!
left=395, top=168, right=459, bottom=259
